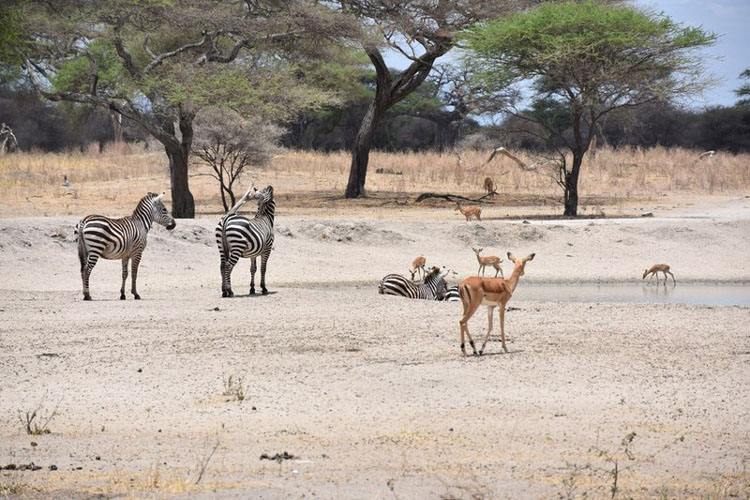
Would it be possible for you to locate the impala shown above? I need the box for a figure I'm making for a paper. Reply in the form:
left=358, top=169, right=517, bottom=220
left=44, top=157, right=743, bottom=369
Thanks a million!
left=458, top=252, right=535, bottom=356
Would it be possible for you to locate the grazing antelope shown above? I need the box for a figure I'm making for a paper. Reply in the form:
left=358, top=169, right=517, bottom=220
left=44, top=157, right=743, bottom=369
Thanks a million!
left=642, top=264, right=675, bottom=285
left=483, top=177, right=496, bottom=197
left=410, top=255, right=427, bottom=281
left=472, top=247, right=504, bottom=278
left=455, top=202, right=481, bottom=222
left=458, top=252, right=535, bottom=356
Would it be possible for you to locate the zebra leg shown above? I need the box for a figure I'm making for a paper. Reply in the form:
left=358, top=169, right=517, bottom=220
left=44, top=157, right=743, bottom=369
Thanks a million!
left=120, top=258, right=129, bottom=300
left=130, top=252, right=142, bottom=299
left=249, top=257, right=257, bottom=295
left=259, top=249, right=271, bottom=295
left=81, top=254, right=100, bottom=301
left=223, top=251, right=241, bottom=298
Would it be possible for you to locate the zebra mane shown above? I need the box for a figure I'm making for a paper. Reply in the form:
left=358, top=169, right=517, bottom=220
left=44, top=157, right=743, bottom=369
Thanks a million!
left=424, top=266, right=441, bottom=281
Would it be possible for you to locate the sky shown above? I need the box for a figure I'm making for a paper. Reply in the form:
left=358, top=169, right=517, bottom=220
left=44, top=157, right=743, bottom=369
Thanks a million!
left=384, top=0, right=749, bottom=109
left=640, top=0, right=749, bottom=107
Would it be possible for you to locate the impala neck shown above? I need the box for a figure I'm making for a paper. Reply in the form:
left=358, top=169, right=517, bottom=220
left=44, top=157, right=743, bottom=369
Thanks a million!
left=506, top=264, right=525, bottom=293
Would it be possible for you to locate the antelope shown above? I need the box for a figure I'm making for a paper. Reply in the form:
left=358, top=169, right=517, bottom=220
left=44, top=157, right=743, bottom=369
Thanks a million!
left=483, top=177, right=496, bottom=197
left=410, top=255, right=427, bottom=281
left=472, top=247, right=504, bottom=278
left=642, top=264, right=675, bottom=285
left=458, top=252, right=535, bottom=356
left=455, top=202, right=481, bottom=221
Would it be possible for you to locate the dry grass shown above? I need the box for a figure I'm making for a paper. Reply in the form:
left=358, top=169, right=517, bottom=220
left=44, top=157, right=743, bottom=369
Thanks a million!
left=0, top=144, right=748, bottom=217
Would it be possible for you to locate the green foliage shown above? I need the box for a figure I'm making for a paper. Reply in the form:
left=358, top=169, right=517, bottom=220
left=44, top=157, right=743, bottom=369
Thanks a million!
left=462, top=1, right=717, bottom=98
left=736, top=69, right=750, bottom=107
left=51, top=40, right=128, bottom=94
left=0, top=2, right=27, bottom=65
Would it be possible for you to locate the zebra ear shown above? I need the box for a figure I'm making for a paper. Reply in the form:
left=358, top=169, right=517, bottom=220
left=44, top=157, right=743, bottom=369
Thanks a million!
left=155, top=192, right=164, bottom=201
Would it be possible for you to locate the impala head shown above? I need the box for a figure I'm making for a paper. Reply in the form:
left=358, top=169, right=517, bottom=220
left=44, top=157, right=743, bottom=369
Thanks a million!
left=472, top=247, right=483, bottom=255
left=642, top=268, right=649, bottom=279
left=507, top=252, right=535, bottom=276
left=149, top=192, right=176, bottom=230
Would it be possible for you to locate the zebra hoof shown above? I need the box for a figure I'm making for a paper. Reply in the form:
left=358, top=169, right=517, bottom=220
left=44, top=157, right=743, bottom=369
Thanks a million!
left=222, top=290, right=228, bottom=298
left=249, top=287, right=255, bottom=295
left=134, top=294, right=141, bottom=300
left=83, top=294, right=92, bottom=301
left=479, top=350, right=484, bottom=356
left=261, top=288, right=268, bottom=295
left=120, top=294, right=126, bottom=300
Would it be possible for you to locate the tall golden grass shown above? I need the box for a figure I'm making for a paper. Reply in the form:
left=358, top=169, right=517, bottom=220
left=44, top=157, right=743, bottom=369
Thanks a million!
left=0, top=143, right=748, bottom=216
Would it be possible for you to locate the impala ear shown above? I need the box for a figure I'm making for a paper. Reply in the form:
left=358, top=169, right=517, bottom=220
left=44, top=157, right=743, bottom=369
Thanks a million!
left=507, top=252, right=516, bottom=263
left=524, top=253, right=536, bottom=262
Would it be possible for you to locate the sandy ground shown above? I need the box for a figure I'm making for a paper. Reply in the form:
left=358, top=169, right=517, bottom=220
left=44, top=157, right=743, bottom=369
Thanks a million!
left=1, top=195, right=749, bottom=498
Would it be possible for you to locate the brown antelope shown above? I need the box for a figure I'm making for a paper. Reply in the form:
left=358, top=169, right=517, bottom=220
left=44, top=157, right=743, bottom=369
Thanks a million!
left=455, top=202, right=481, bottom=221
left=483, top=177, right=496, bottom=197
left=410, top=255, right=427, bottom=281
left=472, top=247, right=504, bottom=278
left=458, top=252, right=535, bottom=356
left=643, top=264, right=675, bottom=285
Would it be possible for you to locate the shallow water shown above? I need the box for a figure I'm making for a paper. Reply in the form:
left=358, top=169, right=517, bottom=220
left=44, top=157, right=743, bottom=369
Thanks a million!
left=513, top=283, right=750, bottom=307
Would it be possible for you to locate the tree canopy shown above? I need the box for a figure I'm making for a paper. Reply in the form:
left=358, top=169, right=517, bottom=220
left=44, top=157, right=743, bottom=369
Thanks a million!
left=462, top=0, right=717, bottom=215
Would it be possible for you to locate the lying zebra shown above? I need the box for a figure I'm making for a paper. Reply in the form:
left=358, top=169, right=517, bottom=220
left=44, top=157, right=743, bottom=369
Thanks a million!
left=441, top=285, right=460, bottom=302
left=76, top=192, right=176, bottom=301
left=379, top=266, right=451, bottom=300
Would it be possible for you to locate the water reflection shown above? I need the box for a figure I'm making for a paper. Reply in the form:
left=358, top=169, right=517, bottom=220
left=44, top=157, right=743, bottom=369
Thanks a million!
left=512, top=283, right=749, bottom=307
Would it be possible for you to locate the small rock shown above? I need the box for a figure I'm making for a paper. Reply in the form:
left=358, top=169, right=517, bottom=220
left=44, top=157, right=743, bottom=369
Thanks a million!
left=30, top=441, right=37, bottom=447
left=137, top=368, right=142, bottom=373
left=95, top=456, right=101, bottom=461
left=49, top=465, right=57, bottom=471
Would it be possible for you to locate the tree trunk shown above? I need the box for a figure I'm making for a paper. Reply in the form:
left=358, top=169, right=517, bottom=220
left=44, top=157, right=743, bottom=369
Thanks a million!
left=110, top=110, right=123, bottom=143
left=346, top=101, right=383, bottom=198
left=165, top=146, right=195, bottom=218
left=563, top=151, right=583, bottom=216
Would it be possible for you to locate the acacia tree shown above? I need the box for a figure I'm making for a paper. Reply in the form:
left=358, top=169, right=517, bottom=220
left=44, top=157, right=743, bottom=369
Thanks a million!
left=15, top=0, right=359, bottom=217
left=463, top=1, right=716, bottom=216
left=736, top=69, right=750, bottom=107
left=339, top=0, right=528, bottom=198
left=192, top=108, right=283, bottom=212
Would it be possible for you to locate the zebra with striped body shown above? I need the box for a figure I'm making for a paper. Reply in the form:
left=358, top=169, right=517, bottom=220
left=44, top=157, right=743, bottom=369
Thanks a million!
left=77, top=192, right=176, bottom=301
left=378, top=266, right=451, bottom=300
left=216, top=185, right=275, bottom=297
left=441, top=285, right=460, bottom=302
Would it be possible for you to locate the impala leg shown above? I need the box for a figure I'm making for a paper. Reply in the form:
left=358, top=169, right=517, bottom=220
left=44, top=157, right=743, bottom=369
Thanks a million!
left=499, top=306, right=508, bottom=353
left=459, top=298, right=481, bottom=356
left=647, top=272, right=655, bottom=284
left=667, top=270, right=676, bottom=285
left=130, top=251, right=142, bottom=299
left=120, top=258, right=129, bottom=300
left=479, top=306, right=495, bottom=355
left=249, top=257, right=257, bottom=295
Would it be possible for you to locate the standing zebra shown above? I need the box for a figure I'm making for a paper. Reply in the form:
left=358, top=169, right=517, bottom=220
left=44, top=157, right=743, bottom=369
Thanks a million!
left=216, top=184, right=275, bottom=297
left=77, top=192, right=176, bottom=301
left=378, top=266, right=451, bottom=300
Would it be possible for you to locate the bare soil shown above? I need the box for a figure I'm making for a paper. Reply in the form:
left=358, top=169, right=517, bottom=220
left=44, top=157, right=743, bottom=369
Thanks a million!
left=1, top=195, right=749, bottom=498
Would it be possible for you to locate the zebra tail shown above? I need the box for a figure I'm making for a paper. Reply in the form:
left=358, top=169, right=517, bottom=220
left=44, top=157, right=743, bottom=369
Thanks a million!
left=219, top=215, right=231, bottom=260
left=76, top=222, right=87, bottom=272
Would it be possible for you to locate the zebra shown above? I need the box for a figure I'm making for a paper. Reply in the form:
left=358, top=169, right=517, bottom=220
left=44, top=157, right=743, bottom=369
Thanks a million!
left=216, top=185, right=275, bottom=297
left=76, top=192, right=176, bottom=301
left=378, top=266, right=451, bottom=300
left=441, top=285, right=460, bottom=302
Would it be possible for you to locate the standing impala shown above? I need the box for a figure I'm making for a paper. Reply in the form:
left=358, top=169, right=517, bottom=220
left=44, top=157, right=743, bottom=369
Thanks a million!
left=458, top=252, right=535, bottom=356
left=472, top=247, right=504, bottom=278
left=455, top=202, right=481, bottom=221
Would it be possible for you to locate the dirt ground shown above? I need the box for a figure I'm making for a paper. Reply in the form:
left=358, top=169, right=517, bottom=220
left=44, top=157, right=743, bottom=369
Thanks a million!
left=1, top=194, right=749, bottom=498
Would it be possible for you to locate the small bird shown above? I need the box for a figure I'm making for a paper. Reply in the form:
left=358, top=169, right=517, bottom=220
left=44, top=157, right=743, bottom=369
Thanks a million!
left=62, top=175, right=74, bottom=191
